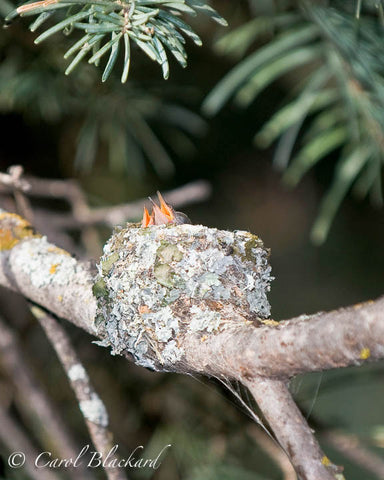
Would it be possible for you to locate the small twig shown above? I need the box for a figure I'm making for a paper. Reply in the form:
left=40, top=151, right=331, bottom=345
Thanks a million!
left=0, top=172, right=211, bottom=257
left=0, top=314, right=94, bottom=480
left=0, top=405, right=62, bottom=480
left=0, top=165, right=34, bottom=223
left=0, top=165, right=30, bottom=192
left=40, top=178, right=102, bottom=256
left=31, top=306, right=128, bottom=480
left=78, top=179, right=211, bottom=227
left=0, top=176, right=211, bottom=228
left=244, top=377, right=342, bottom=480
left=324, top=430, right=384, bottom=479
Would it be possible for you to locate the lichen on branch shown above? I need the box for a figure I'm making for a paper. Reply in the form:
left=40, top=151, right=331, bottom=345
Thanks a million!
left=94, top=223, right=273, bottom=372
left=0, top=211, right=39, bottom=250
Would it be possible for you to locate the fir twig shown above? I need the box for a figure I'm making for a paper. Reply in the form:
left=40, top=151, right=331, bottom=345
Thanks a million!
left=5, top=0, right=227, bottom=82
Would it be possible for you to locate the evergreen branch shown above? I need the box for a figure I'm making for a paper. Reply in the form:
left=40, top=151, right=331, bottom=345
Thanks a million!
left=0, top=26, right=206, bottom=177
left=311, top=144, right=373, bottom=243
left=4, top=0, right=226, bottom=82
left=202, top=23, right=320, bottom=116
left=204, top=2, right=384, bottom=243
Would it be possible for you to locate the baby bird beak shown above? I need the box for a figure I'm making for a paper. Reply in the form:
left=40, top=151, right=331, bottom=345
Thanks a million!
left=141, top=191, right=191, bottom=227
left=141, top=206, right=154, bottom=228
left=154, top=191, right=175, bottom=224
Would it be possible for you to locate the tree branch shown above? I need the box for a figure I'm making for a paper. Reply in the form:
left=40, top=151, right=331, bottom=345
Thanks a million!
left=184, top=297, right=384, bottom=378
left=244, top=378, right=340, bottom=480
left=323, top=430, right=384, bottom=479
left=0, top=212, right=382, bottom=375
left=0, top=175, right=211, bottom=228
left=0, top=314, right=93, bottom=480
left=0, top=406, right=63, bottom=480
left=1, top=210, right=383, bottom=480
left=31, top=306, right=128, bottom=480
left=0, top=211, right=96, bottom=334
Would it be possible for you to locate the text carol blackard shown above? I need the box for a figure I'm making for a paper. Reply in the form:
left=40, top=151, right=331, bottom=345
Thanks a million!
left=8, top=444, right=171, bottom=470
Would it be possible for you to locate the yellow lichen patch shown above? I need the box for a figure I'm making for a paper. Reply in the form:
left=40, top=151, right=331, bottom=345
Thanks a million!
left=47, top=245, right=71, bottom=256
left=57, top=295, right=63, bottom=302
left=359, top=348, right=371, bottom=360
left=321, top=456, right=331, bottom=467
left=354, top=299, right=374, bottom=309
left=0, top=229, right=20, bottom=250
left=353, top=302, right=364, bottom=310
left=0, top=212, right=40, bottom=250
left=260, top=319, right=279, bottom=326
left=0, top=212, right=22, bottom=222
left=49, top=263, right=59, bottom=274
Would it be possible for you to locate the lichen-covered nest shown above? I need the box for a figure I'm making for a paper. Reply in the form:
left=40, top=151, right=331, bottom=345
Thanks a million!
left=94, top=224, right=273, bottom=371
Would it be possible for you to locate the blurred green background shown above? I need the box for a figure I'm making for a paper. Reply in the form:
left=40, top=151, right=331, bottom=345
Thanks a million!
left=0, top=1, right=383, bottom=479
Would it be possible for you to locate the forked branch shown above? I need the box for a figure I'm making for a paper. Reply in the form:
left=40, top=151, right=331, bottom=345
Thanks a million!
left=0, top=211, right=382, bottom=479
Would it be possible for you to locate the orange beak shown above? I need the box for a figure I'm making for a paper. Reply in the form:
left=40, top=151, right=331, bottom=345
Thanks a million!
left=141, top=206, right=154, bottom=228
left=141, top=192, right=175, bottom=227
left=141, top=191, right=190, bottom=227
left=154, top=191, right=175, bottom=223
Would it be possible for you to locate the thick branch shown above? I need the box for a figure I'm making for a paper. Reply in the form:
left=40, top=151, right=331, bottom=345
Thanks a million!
left=0, top=214, right=96, bottom=334
left=185, top=298, right=384, bottom=378
left=0, top=216, right=382, bottom=376
left=245, top=378, right=339, bottom=480
left=1, top=212, right=383, bottom=480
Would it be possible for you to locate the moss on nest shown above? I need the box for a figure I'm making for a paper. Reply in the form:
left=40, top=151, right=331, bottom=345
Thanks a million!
left=94, top=224, right=273, bottom=372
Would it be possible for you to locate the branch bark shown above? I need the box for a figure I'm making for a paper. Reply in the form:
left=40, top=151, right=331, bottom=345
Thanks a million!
left=245, top=378, right=339, bottom=480
left=31, top=306, right=128, bottom=480
left=184, top=297, right=384, bottom=378
left=0, top=219, right=381, bottom=375
left=0, top=212, right=96, bottom=334
left=0, top=406, right=62, bottom=480
left=1, top=211, right=383, bottom=480
left=0, top=314, right=93, bottom=480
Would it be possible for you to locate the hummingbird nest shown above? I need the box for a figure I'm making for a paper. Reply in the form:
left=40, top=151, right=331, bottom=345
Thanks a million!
left=94, top=224, right=273, bottom=372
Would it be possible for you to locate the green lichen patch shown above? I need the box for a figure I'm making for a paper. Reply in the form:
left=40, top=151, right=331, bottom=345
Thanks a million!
left=92, top=278, right=109, bottom=299
left=101, top=252, right=119, bottom=275
left=154, top=263, right=175, bottom=288
left=153, top=242, right=184, bottom=288
left=232, top=231, right=265, bottom=263
left=156, top=242, right=183, bottom=263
